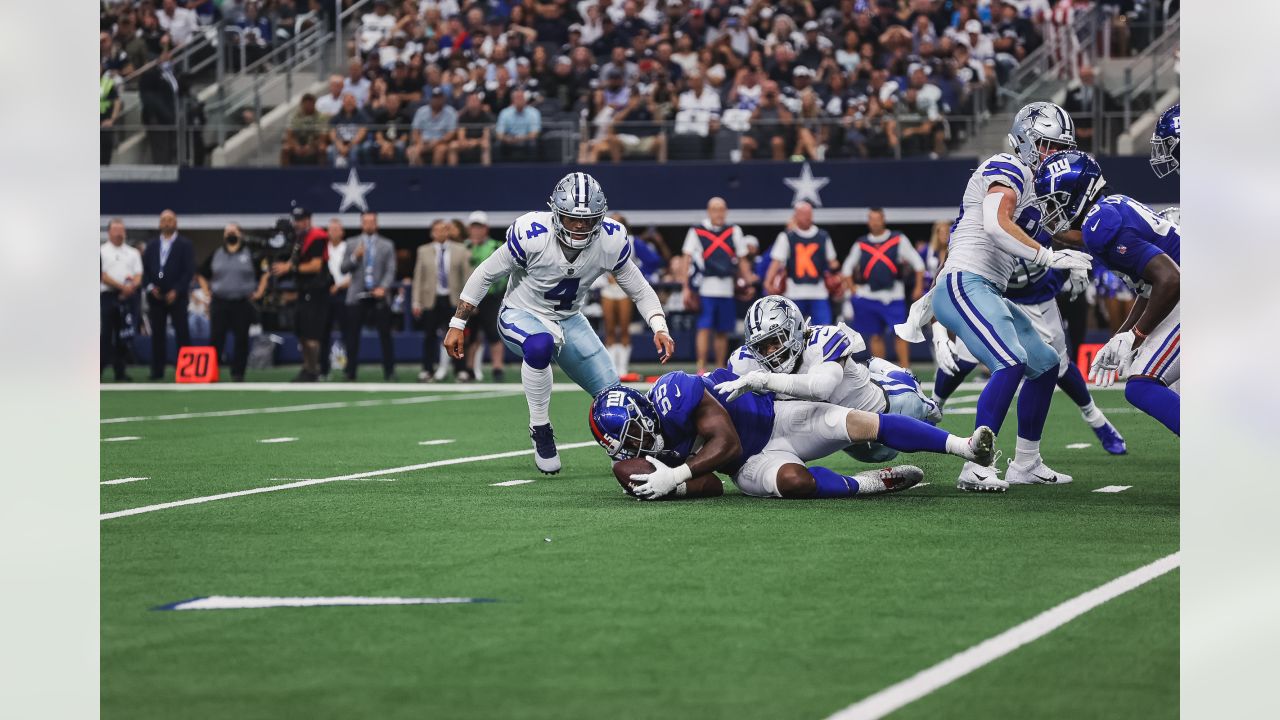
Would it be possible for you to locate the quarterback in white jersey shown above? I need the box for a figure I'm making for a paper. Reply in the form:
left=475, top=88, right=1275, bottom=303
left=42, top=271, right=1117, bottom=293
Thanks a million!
left=444, top=172, right=674, bottom=474
left=717, top=296, right=942, bottom=463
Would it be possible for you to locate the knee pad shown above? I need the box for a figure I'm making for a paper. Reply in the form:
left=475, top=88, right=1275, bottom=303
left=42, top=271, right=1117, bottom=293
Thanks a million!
left=522, top=333, right=555, bottom=370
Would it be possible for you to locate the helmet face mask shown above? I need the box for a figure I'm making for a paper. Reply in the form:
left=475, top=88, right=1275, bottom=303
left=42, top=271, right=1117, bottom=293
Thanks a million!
left=743, top=295, right=806, bottom=374
left=1033, top=150, right=1105, bottom=236
left=1149, top=103, right=1180, bottom=178
left=548, top=172, right=608, bottom=249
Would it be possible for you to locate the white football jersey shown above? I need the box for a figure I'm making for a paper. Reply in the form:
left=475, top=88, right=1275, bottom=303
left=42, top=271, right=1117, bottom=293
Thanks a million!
left=501, top=211, right=634, bottom=321
left=942, top=152, right=1038, bottom=291
left=728, top=322, right=886, bottom=412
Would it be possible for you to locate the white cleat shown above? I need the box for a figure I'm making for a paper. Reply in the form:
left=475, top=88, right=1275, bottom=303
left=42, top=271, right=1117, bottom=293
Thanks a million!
left=956, top=460, right=1008, bottom=493
left=1005, top=457, right=1073, bottom=485
left=967, top=426, right=996, bottom=466
left=855, top=465, right=924, bottom=495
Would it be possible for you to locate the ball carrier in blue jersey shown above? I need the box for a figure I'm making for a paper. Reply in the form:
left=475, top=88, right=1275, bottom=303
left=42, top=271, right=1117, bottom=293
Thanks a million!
left=588, top=371, right=996, bottom=501
left=1033, top=151, right=1181, bottom=435
left=906, top=102, right=1094, bottom=492
left=444, top=173, right=677, bottom=474
left=928, top=202, right=1127, bottom=455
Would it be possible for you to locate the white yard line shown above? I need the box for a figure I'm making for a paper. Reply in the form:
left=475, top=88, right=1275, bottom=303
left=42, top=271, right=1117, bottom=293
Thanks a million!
left=102, top=436, right=141, bottom=442
left=418, top=439, right=456, bottom=446
left=823, top=552, right=1180, bottom=720
left=258, top=437, right=297, bottom=444
left=100, top=391, right=518, bottom=424
left=100, top=441, right=598, bottom=521
left=1066, top=443, right=1093, bottom=449
left=945, top=394, right=982, bottom=404
left=491, top=479, right=536, bottom=487
left=1093, top=485, right=1132, bottom=493
left=156, top=595, right=494, bottom=610
left=101, top=477, right=148, bottom=486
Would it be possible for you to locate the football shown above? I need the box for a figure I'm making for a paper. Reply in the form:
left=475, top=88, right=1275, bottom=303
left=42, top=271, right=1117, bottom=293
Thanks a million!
left=612, top=457, right=660, bottom=497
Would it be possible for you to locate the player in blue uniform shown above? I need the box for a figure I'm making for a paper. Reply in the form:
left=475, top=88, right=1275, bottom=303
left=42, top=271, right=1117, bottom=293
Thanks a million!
left=1150, top=103, right=1180, bottom=178
left=588, top=371, right=996, bottom=501
left=1034, top=150, right=1180, bottom=435
left=930, top=204, right=1127, bottom=454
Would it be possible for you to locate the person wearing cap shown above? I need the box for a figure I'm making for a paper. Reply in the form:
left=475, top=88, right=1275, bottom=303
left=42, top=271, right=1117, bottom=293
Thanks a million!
left=408, top=87, right=459, bottom=166
left=449, top=91, right=494, bottom=165
left=339, top=212, right=398, bottom=381
left=141, top=210, right=195, bottom=380
left=797, top=20, right=826, bottom=68
left=461, top=211, right=507, bottom=381
left=271, top=207, right=331, bottom=382
left=280, top=93, right=328, bottom=166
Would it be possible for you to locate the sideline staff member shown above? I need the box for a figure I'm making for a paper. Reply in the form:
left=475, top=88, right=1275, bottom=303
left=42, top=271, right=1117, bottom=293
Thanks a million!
left=272, top=207, right=331, bottom=382
left=141, top=209, right=195, bottom=380
left=101, top=218, right=142, bottom=381
left=197, top=223, right=268, bottom=381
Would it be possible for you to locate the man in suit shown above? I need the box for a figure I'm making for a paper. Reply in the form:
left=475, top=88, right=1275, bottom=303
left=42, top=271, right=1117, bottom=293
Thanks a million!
left=141, top=209, right=195, bottom=380
left=139, top=47, right=180, bottom=164
left=340, top=212, right=398, bottom=381
left=412, top=220, right=471, bottom=382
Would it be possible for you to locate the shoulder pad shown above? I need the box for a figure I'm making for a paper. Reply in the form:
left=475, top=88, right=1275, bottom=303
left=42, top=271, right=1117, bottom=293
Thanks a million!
left=728, top=346, right=763, bottom=374
left=806, top=324, right=858, bottom=363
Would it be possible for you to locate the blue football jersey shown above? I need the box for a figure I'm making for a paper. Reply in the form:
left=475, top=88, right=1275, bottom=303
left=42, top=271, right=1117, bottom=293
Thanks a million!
left=1081, top=194, right=1180, bottom=288
left=647, top=369, right=775, bottom=474
left=1003, top=205, right=1065, bottom=305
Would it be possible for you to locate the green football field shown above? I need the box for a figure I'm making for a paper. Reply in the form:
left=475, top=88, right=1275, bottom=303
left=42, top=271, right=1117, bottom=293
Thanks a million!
left=100, top=372, right=1178, bottom=719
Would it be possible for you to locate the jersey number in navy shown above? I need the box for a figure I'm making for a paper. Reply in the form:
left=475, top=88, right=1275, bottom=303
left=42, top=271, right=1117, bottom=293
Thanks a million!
left=527, top=222, right=548, bottom=238
left=544, top=278, right=581, bottom=310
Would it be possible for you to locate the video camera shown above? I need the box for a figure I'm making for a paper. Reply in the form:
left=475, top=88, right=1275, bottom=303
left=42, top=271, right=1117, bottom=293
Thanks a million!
left=242, top=218, right=298, bottom=263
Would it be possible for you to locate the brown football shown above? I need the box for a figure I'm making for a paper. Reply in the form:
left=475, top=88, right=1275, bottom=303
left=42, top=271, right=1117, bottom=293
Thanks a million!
left=612, top=457, right=660, bottom=497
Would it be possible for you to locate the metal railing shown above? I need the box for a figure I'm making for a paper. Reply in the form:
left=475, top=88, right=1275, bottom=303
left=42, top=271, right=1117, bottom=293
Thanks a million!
left=1119, top=12, right=1180, bottom=131
left=999, top=3, right=1110, bottom=109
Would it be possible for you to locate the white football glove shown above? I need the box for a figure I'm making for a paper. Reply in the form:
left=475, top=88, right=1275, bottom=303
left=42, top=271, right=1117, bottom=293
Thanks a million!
left=628, top=457, right=693, bottom=500
left=714, top=370, right=769, bottom=403
left=1062, top=267, right=1089, bottom=301
left=1032, top=246, right=1093, bottom=273
left=931, top=321, right=960, bottom=375
left=1089, top=331, right=1136, bottom=388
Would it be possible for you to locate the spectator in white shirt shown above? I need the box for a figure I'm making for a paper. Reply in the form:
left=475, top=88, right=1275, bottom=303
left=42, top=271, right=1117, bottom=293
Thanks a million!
left=316, top=75, right=346, bottom=116
left=342, top=60, right=372, bottom=108
left=675, top=72, right=721, bottom=137
left=101, top=218, right=143, bottom=381
left=156, top=0, right=199, bottom=47
left=359, top=0, right=398, bottom=55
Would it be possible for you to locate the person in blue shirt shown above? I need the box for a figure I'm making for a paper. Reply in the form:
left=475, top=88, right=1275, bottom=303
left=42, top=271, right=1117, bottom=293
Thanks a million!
left=588, top=370, right=996, bottom=500
left=1034, top=150, right=1180, bottom=435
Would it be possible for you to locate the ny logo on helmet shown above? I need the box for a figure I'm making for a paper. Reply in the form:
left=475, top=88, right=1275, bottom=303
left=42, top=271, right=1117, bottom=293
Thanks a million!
left=1047, top=157, right=1073, bottom=178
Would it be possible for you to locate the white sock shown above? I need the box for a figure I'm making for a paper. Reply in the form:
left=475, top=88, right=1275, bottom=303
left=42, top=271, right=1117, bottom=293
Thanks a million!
left=1079, top=400, right=1107, bottom=428
left=618, top=344, right=631, bottom=376
left=608, top=344, right=622, bottom=373
left=522, top=362, right=553, bottom=426
left=1014, top=436, right=1041, bottom=467
left=945, top=434, right=971, bottom=459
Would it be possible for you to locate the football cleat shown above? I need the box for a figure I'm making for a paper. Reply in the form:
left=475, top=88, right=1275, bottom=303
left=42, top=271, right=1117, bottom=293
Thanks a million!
left=530, top=423, right=561, bottom=475
left=968, top=426, right=996, bottom=466
left=1092, top=421, right=1128, bottom=455
left=855, top=465, right=924, bottom=495
left=956, top=461, right=1008, bottom=493
left=1005, top=457, right=1074, bottom=485
left=844, top=441, right=900, bottom=464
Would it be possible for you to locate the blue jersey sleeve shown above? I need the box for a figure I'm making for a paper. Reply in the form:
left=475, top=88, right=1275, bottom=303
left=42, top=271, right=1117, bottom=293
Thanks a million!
left=649, top=372, right=706, bottom=439
left=1082, top=203, right=1163, bottom=282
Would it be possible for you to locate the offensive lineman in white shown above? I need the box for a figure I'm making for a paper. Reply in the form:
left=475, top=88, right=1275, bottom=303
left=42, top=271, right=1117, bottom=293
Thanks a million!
left=444, top=172, right=675, bottom=474
left=717, top=295, right=941, bottom=464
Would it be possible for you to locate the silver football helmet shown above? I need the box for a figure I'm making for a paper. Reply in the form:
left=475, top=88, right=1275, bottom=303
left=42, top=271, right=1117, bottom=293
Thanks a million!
left=743, top=295, right=808, bottom=374
left=1008, top=101, right=1077, bottom=170
left=547, top=172, right=608, bottom=249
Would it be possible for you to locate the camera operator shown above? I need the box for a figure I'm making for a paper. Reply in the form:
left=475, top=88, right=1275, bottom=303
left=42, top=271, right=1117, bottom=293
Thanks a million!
left=271, top=207, right=331, bottom=382
left=197, top=223, right=268, bottom=381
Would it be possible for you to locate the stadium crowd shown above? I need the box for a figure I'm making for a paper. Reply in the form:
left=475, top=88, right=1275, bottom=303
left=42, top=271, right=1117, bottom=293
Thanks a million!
left=102, top=0, right=1068, bottom=166
left=101, top=199, right=1138, bottom=383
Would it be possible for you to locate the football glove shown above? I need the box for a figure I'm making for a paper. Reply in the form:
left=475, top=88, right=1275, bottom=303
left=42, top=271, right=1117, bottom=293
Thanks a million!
left=1032, top=246, right=1093, bottom=273
left=931, top=321, right=960, bottom=375
left=628, top=457, right=693, bottom=500
left=1089, top=331, right=1136, bottom=388
left=1062, top=267, right=1090, bottom=301
left=714, top=370, right=769, bottom=403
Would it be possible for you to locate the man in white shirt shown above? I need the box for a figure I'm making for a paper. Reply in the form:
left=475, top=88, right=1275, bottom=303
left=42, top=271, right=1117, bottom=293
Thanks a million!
left=675, top=72, right=721, bottom=137
left=765, top=202, right=840, bottom=325
left=156, top=0, right=199, bottom=47
left=101, top=218, right=143, bottom=381
left=341, top=60, right=372, bottom=108
left=841, top=207, right=925, bottom=368
left=316, top=75, right=346, bottom=116
left=682, top=197, right=752, bottom=373
left=321, top=219, right=351, bottom=377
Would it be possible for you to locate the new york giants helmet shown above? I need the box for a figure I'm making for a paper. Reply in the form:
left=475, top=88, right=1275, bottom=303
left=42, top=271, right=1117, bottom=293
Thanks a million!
left=1150, top=103, right=1180, bottom=178
left=1033, top=150, right=1107, bottom=236
left=1008, top=101, right=1077, bottom=170
left=548, top=172, right=608, bottom=249
left=743, top=295, right=807, bottom=374
left=589, top=386, right=665, bottom=460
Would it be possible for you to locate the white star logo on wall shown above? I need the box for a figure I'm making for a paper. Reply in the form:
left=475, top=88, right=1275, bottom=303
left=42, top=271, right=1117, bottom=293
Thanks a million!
left=331, top=168, right=376, bottom=212
left=783, top=162, right=830, bottom=207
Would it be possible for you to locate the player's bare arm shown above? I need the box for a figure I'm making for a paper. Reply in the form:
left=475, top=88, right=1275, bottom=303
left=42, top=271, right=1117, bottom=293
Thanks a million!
left=443, top=301, right=478, bottom=359
left=1125, top=255, right=1180, bottom=346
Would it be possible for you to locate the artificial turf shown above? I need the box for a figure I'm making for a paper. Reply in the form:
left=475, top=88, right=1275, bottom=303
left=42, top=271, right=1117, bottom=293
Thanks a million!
left=101, top=379, right=1178, bottom=719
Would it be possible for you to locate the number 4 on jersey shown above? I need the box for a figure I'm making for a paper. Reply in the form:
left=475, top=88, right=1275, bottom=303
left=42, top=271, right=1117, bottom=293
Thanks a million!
left=544, top=277, right=580, bottom=310
left=527, top=222, right=548, bottom=238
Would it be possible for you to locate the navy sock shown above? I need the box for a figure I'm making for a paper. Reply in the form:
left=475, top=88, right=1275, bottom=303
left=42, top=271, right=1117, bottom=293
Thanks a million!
left=1015, top=367, right=1058, bottom=442
left=1126, top=377, right=1180, bottom=435
left=876, top=413, right=950, bottom=453
left=1056, top=362, right=1094, bottom=408
left=933, top=359, right=978, bottom=403
left=976, top=364, right=1024, bottom=435
left=810, top=466, right=860, bottom=498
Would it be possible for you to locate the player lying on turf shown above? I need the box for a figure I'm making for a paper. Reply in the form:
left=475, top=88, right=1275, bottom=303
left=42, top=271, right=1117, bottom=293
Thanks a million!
left=444, top=172, right=676, bottom=475
left=1033, top=150, right=1181, bottom=435
left=588, top=370, right=996, bottom=501
left=717, top=295, right=941, bottom=465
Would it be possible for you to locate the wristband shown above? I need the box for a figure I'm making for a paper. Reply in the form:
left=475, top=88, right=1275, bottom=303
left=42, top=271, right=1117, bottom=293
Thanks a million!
left=1132, top=327, right=1146, bottom=341
left=649, top=314, right=669, bottom=335
left=448, top=317, right=467, bottom=331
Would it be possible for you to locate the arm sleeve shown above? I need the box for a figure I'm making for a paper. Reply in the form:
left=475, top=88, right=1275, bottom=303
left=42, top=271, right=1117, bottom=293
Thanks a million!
left=900, top=239, right=926, bottom=271
left=459, top=245, right=515, bottom=307
left=842, top=245, right=860, bottom=276
left=982, top=191, right=1041, bottom=262
left=732, top=226, right=749, bottom=256
left=760, top=361, right=843, bottom=401
left=614, top=261, right=666, bottom=329
left=681, top=228, right=700, bottom=258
